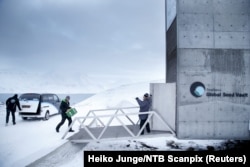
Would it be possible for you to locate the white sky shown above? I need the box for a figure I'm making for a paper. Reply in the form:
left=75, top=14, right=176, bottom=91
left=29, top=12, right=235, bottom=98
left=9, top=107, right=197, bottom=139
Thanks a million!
left=0, top=0, right=166, bottom=82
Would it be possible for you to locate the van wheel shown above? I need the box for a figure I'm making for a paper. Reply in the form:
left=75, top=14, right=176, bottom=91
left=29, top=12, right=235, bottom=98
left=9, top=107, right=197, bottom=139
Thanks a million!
left=44, top=111, right=50, bottom=120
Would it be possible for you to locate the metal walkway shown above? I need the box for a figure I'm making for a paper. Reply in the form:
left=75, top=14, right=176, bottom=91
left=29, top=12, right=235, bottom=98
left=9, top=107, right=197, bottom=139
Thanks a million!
left=62, top=107, right=175, bottom=143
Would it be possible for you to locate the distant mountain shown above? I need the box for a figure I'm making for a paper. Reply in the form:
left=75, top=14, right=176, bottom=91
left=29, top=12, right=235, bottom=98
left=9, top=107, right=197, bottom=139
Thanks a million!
left=0, top=70, right=155, bottom=93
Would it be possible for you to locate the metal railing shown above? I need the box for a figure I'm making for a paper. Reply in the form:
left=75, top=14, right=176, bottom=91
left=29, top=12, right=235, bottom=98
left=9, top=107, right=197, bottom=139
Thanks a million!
left=62, top=107, right=175, bottom=142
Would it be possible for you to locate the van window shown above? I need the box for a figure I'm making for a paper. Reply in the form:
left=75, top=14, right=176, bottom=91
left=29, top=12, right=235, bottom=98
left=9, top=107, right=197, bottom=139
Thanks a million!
left=42, top=95, right=54, bottom=102
left=53, top=95, right=59, bottom=102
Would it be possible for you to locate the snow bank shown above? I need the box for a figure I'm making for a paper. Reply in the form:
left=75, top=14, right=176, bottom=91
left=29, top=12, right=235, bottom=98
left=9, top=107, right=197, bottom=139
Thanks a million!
left=0, top=80, right=231, bottom=167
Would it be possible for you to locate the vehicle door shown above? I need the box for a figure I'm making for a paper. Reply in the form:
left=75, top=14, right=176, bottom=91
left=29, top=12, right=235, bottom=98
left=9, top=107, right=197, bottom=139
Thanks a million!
left=41, top=94, right=57, bottom=115
left=19, top=94, right=41, bottom=114
left=53, top=94, right=61, bottom=114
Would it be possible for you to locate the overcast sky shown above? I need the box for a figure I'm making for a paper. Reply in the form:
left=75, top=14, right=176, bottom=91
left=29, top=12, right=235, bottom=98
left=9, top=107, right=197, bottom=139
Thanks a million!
left=0, top=0, right=166, bottom=82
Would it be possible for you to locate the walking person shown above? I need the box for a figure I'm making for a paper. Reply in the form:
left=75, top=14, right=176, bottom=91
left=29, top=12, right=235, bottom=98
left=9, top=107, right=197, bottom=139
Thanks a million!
left=56, top=96, right=74, bottom=132
left=6, top=94, right=22, bottom=126
left=135, top=93, right=152, bottom=135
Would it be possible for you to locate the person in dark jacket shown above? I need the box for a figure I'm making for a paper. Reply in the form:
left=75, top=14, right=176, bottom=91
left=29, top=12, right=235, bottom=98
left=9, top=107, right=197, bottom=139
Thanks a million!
left=56, top=96, right=74, bottom=132
left=6, top=94, right=22, bottom=126
left=135, top=93, right=152, bottom=135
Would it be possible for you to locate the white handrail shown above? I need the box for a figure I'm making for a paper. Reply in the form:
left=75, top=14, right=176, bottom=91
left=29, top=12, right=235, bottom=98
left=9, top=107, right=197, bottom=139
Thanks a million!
left=62, top=107, right=175, bottom=141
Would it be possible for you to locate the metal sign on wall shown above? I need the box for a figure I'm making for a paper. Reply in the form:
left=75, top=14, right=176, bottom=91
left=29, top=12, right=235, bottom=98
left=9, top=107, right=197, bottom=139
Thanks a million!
left=190, top=82, right=249, bottom=98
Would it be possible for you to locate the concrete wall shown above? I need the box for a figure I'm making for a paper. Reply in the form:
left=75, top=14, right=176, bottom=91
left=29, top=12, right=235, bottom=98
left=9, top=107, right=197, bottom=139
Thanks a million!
left=150, top=83, right=176, bottom=132
left=167, top=0, right=250, bottom=139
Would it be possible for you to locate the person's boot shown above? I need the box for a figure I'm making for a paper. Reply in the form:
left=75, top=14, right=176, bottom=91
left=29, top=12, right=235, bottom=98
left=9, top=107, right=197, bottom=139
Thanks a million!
left=56, top=127, right=59, bottom=133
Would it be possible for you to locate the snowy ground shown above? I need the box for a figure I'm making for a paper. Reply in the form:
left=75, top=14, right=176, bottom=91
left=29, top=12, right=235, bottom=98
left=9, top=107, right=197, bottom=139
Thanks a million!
left=0, top=81, right=245, bottom=167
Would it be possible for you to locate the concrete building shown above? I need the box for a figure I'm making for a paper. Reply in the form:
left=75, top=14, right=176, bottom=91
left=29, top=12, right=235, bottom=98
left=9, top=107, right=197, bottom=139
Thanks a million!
left=151, top=0, right=250, bottom=139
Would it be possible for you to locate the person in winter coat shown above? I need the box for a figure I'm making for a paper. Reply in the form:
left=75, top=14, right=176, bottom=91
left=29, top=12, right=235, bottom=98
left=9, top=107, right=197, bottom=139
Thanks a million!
left=6, top=94, right=22, bottom=126
left=56, top=96, right=74, bottom=132
left=135, top=93, right=152, bottom=135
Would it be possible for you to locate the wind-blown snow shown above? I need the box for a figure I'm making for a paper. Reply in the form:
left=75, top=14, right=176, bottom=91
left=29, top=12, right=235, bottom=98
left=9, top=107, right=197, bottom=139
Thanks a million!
left=0, top=81, right=228, bottom=167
